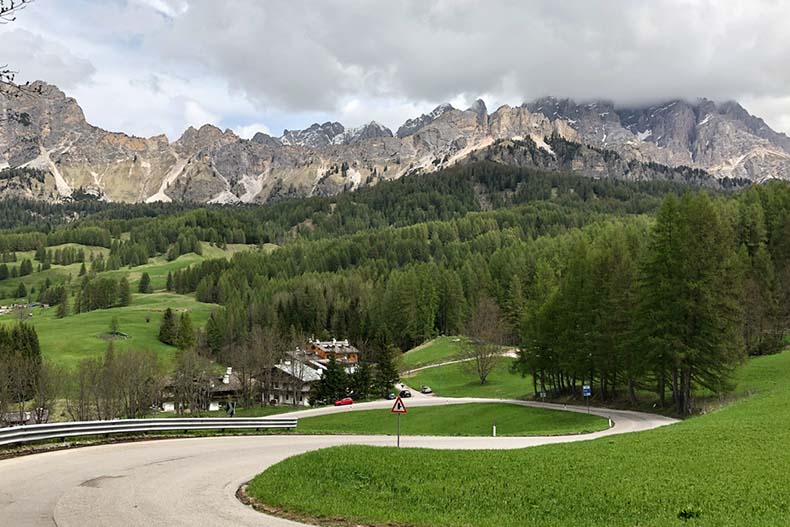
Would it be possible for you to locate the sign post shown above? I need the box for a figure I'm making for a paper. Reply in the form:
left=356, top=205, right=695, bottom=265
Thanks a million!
left=582, top=384, right=591, bottom=413
left=391, top=396, right=407, bottom=447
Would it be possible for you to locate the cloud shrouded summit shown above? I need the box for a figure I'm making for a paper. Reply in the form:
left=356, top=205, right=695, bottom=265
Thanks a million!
left=4, top=0, right=790, bottom=139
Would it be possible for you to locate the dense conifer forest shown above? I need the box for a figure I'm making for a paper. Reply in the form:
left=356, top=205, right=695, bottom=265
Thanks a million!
left=0, top=161, right=788, bottom=414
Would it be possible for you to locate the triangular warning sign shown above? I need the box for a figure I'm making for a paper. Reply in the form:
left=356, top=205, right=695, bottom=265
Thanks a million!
left=391, top=396, right=407, bottom=414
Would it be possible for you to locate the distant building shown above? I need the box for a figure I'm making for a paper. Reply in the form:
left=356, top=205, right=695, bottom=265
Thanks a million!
left=268, top=357, right=323, bottom=406
left=308, top=338, right=359, bottom=365
left=2, top=410, right=49, bottom=426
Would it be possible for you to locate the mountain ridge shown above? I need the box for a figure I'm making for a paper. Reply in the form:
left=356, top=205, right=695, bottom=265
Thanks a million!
left=1, top=81, right=788, bottom=204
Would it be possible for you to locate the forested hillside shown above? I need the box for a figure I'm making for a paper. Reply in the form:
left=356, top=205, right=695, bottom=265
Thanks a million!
left=0, top=161, right=787, bottom=417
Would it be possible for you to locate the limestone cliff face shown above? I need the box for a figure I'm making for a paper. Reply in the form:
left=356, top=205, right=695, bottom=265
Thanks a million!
left=2, top=81, right=787, bottom=204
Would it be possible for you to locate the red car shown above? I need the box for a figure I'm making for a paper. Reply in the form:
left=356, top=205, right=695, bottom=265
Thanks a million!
left=334, top=397, right=353, bottom=406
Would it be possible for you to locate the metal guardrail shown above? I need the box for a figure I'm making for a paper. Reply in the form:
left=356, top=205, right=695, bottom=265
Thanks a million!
left=0, top=417, right=298, bottom=447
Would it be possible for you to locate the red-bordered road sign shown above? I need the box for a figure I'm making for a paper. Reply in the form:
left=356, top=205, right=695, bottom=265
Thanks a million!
left=391, top=396, right=407, bottom=414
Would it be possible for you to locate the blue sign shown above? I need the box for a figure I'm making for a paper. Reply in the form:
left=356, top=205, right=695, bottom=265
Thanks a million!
left=582, top=385, right=591, bottom=397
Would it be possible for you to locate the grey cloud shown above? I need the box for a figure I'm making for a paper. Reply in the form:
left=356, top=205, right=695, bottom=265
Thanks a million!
left=149, top=0, right=790, bottom=113
left=3, top=29, right=95, bottom=89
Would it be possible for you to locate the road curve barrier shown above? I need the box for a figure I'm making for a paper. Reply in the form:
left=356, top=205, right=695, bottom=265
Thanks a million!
left=0, top=417, right=298, bottom=447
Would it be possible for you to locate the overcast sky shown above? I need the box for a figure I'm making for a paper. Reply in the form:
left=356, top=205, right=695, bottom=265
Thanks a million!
left=5, top=0, right=790, bottom=141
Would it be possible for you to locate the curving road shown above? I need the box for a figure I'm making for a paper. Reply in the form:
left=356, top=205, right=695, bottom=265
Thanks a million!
left=0, top=398, right=677, bottom=527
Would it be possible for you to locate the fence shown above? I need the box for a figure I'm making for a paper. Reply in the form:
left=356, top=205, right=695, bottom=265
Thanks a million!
left=0, top=417, right=298, bottom=447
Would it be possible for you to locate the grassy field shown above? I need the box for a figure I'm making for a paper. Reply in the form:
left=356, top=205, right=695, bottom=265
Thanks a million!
left=0, top=241, right=262, bottom=302
left=297, top=403, right=607, bottom=436
left=401, top=336, right=465, bottom=371
left=249, top=351, right=790, bottom=527
left=0, top=243, right=110, bottom=304
left=406, top=358, right=533, bottom=400
left=0, top=292, right=216, bottom=369
left=0, top=241, right=267, bottom=368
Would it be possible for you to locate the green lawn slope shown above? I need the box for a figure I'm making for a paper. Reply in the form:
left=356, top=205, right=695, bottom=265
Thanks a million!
left=400, top=336, right=465, bottom=371
left=406, top=358, right=532, bottom=400
left=0, top=241, right=263, bottom=368
left=297, top=403, right=608, bottom=437
left=0, top=292, right=215, bottom=368
left=249, top=351, right=790, bottom=527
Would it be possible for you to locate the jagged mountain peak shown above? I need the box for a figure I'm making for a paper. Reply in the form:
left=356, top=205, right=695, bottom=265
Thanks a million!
left=336, top=121, right=393, bottom=144
left=2, top=79, right=789, bottom=205
left=467, top=98, right=487, bottom=114
left=280, top=121, right=346, bottom=148
left=251, top=131, right=282, bottom=148
left=396, top=103, right=455, bottom=138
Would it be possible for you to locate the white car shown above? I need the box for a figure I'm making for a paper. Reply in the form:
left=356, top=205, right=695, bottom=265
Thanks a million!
left=420, top=386, right=433, bottom=394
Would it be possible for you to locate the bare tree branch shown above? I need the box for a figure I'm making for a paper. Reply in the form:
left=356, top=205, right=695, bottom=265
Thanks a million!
left=0, top=0, right=33, bottom=23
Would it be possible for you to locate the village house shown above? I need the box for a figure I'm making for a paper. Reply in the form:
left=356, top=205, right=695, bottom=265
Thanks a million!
left=268, top=356, right=324, bottom=406
left=308, top=338, right=360, bottom=365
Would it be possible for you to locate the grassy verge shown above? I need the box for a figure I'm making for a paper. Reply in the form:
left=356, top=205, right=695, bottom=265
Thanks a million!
left=297, top=403, right=608, bottom=436
left=248, top=351, right=790, bottom=527
left=400, top=336, right=465, bottom=371
left=406, top=358, right=532, bottom=400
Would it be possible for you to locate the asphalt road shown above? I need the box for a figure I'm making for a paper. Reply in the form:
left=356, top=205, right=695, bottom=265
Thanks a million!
left=0, top=399, right=677, bottom=527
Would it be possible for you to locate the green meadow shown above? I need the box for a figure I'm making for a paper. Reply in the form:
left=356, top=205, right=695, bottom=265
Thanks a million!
left=405, top=358, right=532, bottom=400
left=296, top=402, right=608, bottom=437
left=400, top=336, right=465, bottom=371
left=250, top=351, right=790, bottom=527
left=0, top=242, right=263, bottom=369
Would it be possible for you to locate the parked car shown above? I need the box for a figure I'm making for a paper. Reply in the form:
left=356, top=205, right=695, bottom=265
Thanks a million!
left=399, top=389, right=412, bottom=398
left=385, top=392, right=396, bottom=400
left=420, top=386, right=433, bottom=394
left=334, top=397, right=353, bottom=406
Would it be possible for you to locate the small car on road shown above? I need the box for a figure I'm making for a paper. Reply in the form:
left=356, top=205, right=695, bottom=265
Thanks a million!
left=420, top=386, right=433, bottom=394
left=399, top=389, right=412, bottom=398
left=334, top=397, right=353, bottom=406
left=385, top=392, right=396, bottom=400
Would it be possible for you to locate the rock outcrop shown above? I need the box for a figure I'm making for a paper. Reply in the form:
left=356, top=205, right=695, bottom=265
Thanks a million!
left=2, top=81, right=788, bottom=204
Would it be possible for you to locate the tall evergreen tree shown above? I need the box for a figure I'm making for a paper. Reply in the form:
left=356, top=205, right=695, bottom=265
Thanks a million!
left=56, top=289, right=69, bottom=318
left=138, top=272, right=152, bottom=294
left=638, top=193, right=744, bottom=414
left=311, top=353, right=349, bottom=404
left=118, top=277, right=132, bottom=307
left=158, top=308, right=178, bottom=346
left=373, top=345, right=400, bottom=396
left=176, top=313, right=195, bottom=350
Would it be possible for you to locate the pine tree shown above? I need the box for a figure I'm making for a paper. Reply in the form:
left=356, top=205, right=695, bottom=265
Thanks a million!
left=349, top=352, right=373, bottom=400
left=176, top=313, right=195, bottom=350
left=638, top=193, right=744, bottom=414
left=312, top=353, right=349, bottom=404
left=78, top=262, right=87, bottom=277
left=166, top=271, right=174, bottom=292
left=109, top=316, right=120, bottom=335
left=19, top=259, right=32, bottom=276
left=205, top=310, right=225, bottom=356
left=118, top=277, right=132, bottom=306
left=158, top=308, right=178, bottom=345
left=138, top=272, right=152, bottom=294
left=373, top=346, right=400, bottom=397
left=56, top=289, right=69, bottom=318
left=15, top=282, right=27, bottom=298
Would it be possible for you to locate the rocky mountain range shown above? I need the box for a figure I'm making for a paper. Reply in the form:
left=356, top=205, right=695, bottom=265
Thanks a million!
left=1, top=81, right=788, bottom=204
